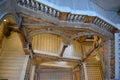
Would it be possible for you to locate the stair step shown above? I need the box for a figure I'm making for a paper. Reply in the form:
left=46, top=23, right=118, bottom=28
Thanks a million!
left=0, top=51, right=28, bottom=80
left=0, top=59, right=24, bottom=63
left=3, top=51, right=23, bottom=53
left=3, top=51, right=22, bottom=53
left=0, top=77, right=19, bottom=80
left=0, top=56, right=25, bottom=58
left=2, top=52, right=24, bottom=56
left=0, top=70, right=21, bottom=74
left=2, top=54, right=24, bottom=57
left=0, top=57, right=25, bottom=62
left=0, top=62, right=23, bottom=66
left=0, top=66, right=22, bottom=70
left=0, top=78, right=8, bottom=80
left=6, top=78, right=19, bottom=80
left=0, top=73, right=20, bottom=78
left=0, top=56, right=25, bottom=60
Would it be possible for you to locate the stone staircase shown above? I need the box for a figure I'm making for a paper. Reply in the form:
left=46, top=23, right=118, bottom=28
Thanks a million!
left=87, top=64, right=103, bottom=80
left=0, top=51, right=29, bottom=80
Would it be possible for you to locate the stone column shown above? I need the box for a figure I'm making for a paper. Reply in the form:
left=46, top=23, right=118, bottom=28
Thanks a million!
left=82, top=62, right=88, bottom=80
left=34, top=66, right=40, bottom=80
left=30, top=65, right=36, bottom=80
left=105, top=39, right=114, bottom=80
left=79, top=65, right=84, bottom=80
left=79, top=63, right=88, bottom=80
left=110, top=40, right=115, bottom=79
left=73, top=71, right=77, bottom=80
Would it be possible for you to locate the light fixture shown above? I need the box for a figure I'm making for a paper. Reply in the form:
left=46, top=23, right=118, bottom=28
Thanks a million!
left=3, top=19, right=6, bottom=22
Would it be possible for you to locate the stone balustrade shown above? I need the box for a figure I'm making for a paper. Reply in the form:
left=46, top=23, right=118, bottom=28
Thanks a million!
left=17, top=0, right=60, bottom=18
left=17, top=0, right=117, bottom=33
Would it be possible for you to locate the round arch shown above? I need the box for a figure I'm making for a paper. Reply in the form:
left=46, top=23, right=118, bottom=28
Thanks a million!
left=0, top=12, right=18, bottom=25
left=70, top=32, right=107, bottom=41
left=28, top=29, right=70, bottom=43
left=70, top=31, right=107, bottom=74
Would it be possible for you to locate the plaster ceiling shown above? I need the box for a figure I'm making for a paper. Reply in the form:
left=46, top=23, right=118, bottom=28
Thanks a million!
left=91, top=0, right=120, bottom=11
left=39, top=0, right=120, bottom=11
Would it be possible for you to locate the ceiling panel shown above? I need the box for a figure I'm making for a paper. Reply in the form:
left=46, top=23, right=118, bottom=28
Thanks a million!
left=91, top=0, right=120, bottom=11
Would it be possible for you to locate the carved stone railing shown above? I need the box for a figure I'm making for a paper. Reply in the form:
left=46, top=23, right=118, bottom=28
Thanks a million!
left=92, top=17, right=114, bottom=33
left=17, top=0, right=117, bottom=33
left=17, top=0, right=61, bottom=19
left=67, top=13, right=115, bottom=33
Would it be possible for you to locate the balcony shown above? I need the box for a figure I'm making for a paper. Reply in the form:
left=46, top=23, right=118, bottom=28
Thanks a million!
left=17, top=0, right=117, bottom=34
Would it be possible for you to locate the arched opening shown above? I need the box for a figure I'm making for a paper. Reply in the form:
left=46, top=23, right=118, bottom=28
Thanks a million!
left=70, top=34, right=105, bottom=80
left=30, top=32, right=105, bottom=80
left=32, top=33, right=67, bottom=56
left=31, top=33, right=78, bottom=80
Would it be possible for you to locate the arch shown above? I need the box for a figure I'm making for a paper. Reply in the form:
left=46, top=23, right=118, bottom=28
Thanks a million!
left=0, top=12, right=18, bottom=24
left=70, top=31, right=106, bottom=70
left=28, top=29, right=70, bottom=43
left=70, top=32, right=107, bottom=41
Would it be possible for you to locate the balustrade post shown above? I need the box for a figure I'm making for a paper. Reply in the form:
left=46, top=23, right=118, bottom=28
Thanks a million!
left=38, top=3, right=41, bottom=10
left=42, top=5, right=45, bottom=12
left=19, top=0, right=24, bottom=5
left=54, top=10, right=57, bottom=17
left=52, top=9, right=54, bottom=17
left=67, top=13, right=71, bottom=21
left=24, top=0, right=28, bottom=7
left=84, top=16, right=94, bottom=23
left=28, top=0, right=32, bottom=8
left=33, top=0, right=37, bottom=10
left=46, top=7, right=49, bottom=14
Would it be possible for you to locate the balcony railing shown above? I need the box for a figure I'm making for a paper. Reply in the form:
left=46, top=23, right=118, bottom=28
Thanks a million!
left=17, top=0, right=61, bottom=18
left=17, top=0, right=117, bottom=33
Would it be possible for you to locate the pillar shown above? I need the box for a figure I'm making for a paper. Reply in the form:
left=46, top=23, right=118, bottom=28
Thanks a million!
left=82, top=62, right=88, bottom=80
left=73, top=71, right=77, bottom=80
left=105, top=39, right=115, bottom=80
left=30, top=65, right=36, bottom=80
